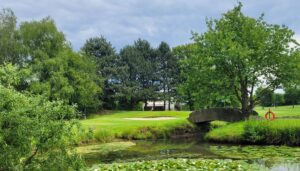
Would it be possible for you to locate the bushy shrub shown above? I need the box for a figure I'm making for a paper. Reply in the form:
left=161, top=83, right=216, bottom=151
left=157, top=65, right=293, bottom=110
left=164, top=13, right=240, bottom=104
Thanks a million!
left=243, top=120, right=269, bottom=143
left=0, top=86, right=85, bottom=170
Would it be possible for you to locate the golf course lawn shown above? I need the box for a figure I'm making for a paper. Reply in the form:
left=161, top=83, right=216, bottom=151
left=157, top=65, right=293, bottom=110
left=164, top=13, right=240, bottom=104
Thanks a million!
left=79, top=106, right=300, bottom=144
left=79, top=111, right=194, bottom=142
left=206, top=119, right=300, bottom=145
left=255, top=105, right=300, bottom=118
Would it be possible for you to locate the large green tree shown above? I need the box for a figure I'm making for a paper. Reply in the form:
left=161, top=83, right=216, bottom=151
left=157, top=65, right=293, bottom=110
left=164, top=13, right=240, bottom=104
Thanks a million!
left=19, top=18, right=102, bottom=113
left=118, top=39, right=158, bottom=110
left=0, top=8, right=24, bottom=64
left=81, top=36, right=118, bottom=109
left=157, top=42, right=180, bottom=110
left=182, top=3, right=299, bottom=114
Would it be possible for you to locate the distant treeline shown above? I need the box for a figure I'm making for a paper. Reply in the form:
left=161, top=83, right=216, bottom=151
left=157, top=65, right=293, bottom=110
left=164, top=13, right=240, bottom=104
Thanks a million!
left=1, top=3, right=300, bottom=115
left=0, top=8, right=182, bottom=114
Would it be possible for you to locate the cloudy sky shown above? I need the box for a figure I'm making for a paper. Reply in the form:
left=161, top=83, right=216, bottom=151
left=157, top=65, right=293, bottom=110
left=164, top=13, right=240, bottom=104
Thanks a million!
left=1, top=0, right=300, bottom=51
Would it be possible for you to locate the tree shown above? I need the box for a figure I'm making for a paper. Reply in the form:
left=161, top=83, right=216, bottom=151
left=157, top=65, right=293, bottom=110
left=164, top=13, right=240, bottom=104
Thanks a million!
left=0, top=81, right=85, bottom=170
left=173, top=44, right=198, bottom=110
left=157, top=42, right=180, bottom=110
left=183, top=2, right=299, bottom=115
left=256, top=87, right=274, bottom=107
left=19, top=18, right=102, bottom=113
left=284, top=87, right=300, bottom=107
left=81, top=36, right=118, bottom=109
left=118, top=39, right=157, bottom=110
left=0, top=8, right=24, bottom=64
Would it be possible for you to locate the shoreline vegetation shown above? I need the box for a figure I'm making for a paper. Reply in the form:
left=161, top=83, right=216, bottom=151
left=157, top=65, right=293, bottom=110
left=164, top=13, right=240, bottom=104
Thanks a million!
left=206, top=119, right=300, bottom=146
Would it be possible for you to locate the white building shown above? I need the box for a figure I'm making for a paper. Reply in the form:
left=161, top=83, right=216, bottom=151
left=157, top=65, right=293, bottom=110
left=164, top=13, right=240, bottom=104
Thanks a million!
left=143, top=101, right=176, bottom=111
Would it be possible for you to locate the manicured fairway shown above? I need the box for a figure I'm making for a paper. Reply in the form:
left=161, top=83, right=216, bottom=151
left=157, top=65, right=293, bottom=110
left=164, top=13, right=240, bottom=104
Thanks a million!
left=255, top=105, right=300, bottom=118
left=79, top=106, right=300, bottom=143
left=80, top=111, right=193, bottom=141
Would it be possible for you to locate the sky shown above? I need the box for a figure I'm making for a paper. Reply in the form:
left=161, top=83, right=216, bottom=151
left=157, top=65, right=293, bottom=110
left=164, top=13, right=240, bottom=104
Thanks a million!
left=1, top=0, right=300, bottom=51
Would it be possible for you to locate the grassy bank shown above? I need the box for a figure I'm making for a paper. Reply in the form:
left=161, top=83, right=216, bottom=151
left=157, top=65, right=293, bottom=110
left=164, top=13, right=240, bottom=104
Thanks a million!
left=78, top=111, right=195, bottom=143
left=206, top=119, right=300, bottom=145
left=93, top=158, right=263, bottom=171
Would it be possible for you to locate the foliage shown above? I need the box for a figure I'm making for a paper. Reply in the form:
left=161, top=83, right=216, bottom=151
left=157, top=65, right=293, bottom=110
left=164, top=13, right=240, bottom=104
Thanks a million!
left=94, top=158, right=263, bottom=171
left=157, top=42, right=180, bottom=110
left=244, top=120, right=300, bottom=145
left=82, top=37, right=181, bottom=110
left=115, top=39, right=158, bottom=109
left=284, top=87, right=300, bottom=107
left=81, top=36, right=118, bottom=109
left=256, top=87, right=274, bottom=107
left=0, top=85, right=85, bottom=170
left=181, top=2, right=299, bottom=114
left=0, top=63, right=30, bottom=89
left=19, top=18, right=102, bottom=113
left=0, top=8, right=24, bottom=64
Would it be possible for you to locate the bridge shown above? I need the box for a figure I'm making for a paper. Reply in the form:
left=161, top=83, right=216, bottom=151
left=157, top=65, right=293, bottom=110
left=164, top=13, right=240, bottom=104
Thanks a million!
left=188, top=108, right=258, bottom=124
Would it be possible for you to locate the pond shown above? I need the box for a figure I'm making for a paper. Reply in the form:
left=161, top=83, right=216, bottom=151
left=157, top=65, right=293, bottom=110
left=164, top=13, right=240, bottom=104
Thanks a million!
left=77, top=138, right=300, bottom=171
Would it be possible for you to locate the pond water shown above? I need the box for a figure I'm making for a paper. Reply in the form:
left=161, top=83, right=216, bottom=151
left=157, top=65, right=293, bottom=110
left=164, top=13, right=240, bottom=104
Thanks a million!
left=78, top=138, right=300, bottom=170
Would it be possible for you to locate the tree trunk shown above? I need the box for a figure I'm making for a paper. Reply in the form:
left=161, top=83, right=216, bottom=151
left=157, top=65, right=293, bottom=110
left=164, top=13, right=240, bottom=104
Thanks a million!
left=240, top=84, right=251, bottom=116
left=163, top=85, right=166, bottom=111
left=168, top=96, right=171, bottom=111
left=130, top=97, right=135, bottom=110
left=187, top=91, right=194, bottom=111
left=293, top=102, right=295, bottom=108
left=144, top=101, right=148, bottom=110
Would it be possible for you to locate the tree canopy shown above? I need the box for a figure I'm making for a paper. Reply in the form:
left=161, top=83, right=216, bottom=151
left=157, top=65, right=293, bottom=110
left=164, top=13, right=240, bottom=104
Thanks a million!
left=180, top=3, right=300, bottom=114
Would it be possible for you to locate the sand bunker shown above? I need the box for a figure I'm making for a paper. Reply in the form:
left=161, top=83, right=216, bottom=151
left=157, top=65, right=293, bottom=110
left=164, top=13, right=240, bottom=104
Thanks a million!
left=124, top=117, right=177, bottom=121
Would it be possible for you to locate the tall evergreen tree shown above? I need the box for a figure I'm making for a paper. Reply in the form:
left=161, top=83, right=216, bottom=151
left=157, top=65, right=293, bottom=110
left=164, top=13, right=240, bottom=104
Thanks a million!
left=157, top=42, right=180, bottom=110
left=81, top=36, right=118, bottom=109
left=118, top=39, right=158, bottom=110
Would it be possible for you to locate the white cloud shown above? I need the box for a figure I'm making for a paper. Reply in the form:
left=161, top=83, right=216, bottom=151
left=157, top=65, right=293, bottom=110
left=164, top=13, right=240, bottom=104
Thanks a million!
left=1, top=0, right=300, bottom=50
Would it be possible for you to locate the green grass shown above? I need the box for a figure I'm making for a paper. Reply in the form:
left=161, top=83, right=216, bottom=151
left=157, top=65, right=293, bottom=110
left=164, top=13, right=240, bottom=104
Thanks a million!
left=205, top=122, right=244, bottom=143
left=255, top=105, right=300, bottom=118
left=79, top=111, right=194, bottom=142
left=93, top=158, right=264, bottom=171
left=78, top=106, right=300, bottom=144
left=206, top=119, right=300, bottom=145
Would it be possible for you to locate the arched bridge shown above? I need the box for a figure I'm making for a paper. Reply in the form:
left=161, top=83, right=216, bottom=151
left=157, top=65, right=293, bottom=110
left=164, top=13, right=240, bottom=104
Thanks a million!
left=188, top=108, right=258, bottom=124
